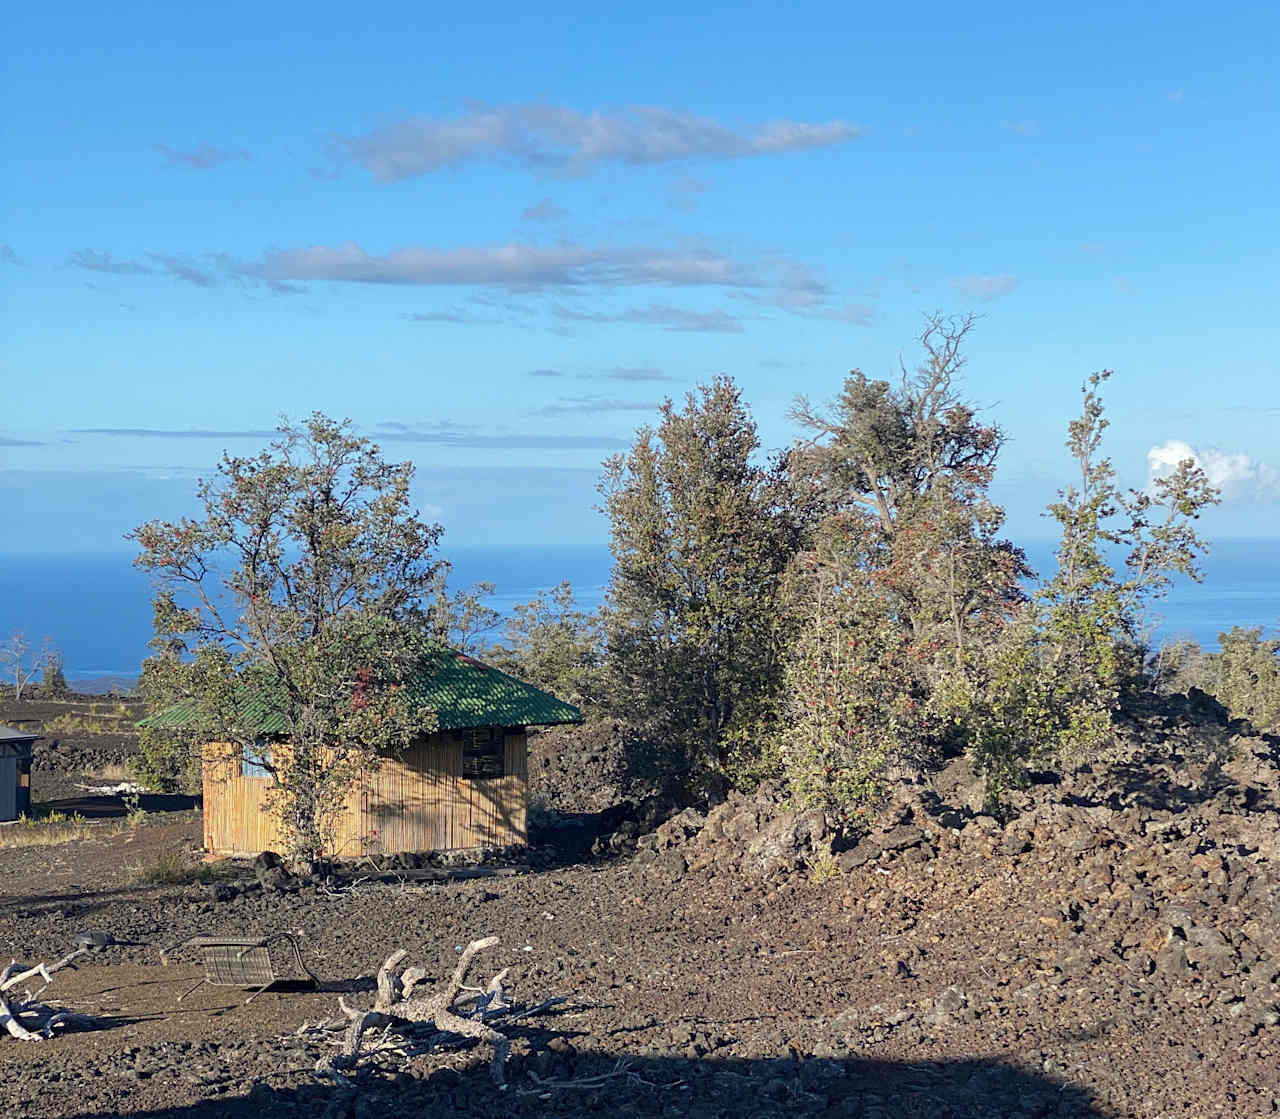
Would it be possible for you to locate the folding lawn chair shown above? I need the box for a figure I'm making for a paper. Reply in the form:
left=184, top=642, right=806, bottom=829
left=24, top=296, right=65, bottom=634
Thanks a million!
left=160, top=932, right=319, bottom=1004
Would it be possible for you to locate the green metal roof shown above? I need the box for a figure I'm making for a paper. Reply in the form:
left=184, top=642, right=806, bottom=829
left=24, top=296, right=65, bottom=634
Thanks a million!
left=138, top=649, right=583, bottom=735
left=406, top=650, right=583, bottom=730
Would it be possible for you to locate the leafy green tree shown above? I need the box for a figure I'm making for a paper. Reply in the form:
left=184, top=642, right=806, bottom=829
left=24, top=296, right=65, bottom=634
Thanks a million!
left=781, top=315, right=1028, bottom=814
left=130, top=414, right=444, bottom=861
left=778, top=531, right=932, bottom=825
left=601, top=377, right=801, bottom=795
left=960, top=372, right=1219, bottom=805
left=488, top=581, right=603, bottom=711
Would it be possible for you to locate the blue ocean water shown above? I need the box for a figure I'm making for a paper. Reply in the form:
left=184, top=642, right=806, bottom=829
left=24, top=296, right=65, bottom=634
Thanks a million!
left=0, top=548, right=612, bottom=684
left=0, top=541, right=1276, bottom=684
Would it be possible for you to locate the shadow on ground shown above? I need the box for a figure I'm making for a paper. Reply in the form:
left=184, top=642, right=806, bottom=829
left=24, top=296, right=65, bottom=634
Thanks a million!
left=36, top=793, right=199, bottom=819
left=66, top=1052, right=1113, bottom=1119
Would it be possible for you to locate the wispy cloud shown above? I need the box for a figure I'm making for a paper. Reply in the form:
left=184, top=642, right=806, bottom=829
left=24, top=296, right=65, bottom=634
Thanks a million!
left=1148, top=440, right=1280, bottom=503
left=550, top=302, right=745, bottom=333
left=1001, top=120, right=1040, bottom=137
left=526, top=368, right=565, bottom=378
left=533, top=396, right=661, bottom=417
left=342, top=104, right=860, bottom=182
left=401, top=308, right=503, bottom=325
left=147, top=254, right=219, bottom=288
left=66, top=249, right=153, bottom=276
left=801, top=303, right=876, bottom=325
left=949, top=274, right=1019, bottom=301
left=64, top=237, right=854, bottom=327
left=154, top=144, right=250, bottom=170
left=0, top=434, right=45, bottom=447
left=72, top=427, right=276, bottom=439
left=522, top=198, right=568, bottom=221
left=66, top=248, right=225, bottom=288
left=738, top=263, right=874, bottom=325
left=373, top=421, right=627, bottom=449
left=600, top=367, right=673, bottom=382
left=257, top=242, right=750, bottom=291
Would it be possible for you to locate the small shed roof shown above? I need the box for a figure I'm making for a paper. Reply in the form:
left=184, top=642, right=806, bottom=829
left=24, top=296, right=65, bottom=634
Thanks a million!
left=0, top=725, right=41, bottom=745
left=139, top=649, right=583, bottom=735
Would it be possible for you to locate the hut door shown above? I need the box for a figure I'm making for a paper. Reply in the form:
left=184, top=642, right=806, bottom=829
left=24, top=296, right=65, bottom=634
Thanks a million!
left=0, top=756, right=15, bottom=821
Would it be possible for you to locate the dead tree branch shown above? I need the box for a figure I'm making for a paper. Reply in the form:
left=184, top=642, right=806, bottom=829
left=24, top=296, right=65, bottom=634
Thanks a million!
left=314, top=936, right=515, bottom=1085
left=0, top=949, right=97, bottom=1041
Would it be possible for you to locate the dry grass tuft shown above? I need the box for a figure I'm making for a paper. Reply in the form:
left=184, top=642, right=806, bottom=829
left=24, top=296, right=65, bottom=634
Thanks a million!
left=0, top=811, right=99, bottom=848
left=805, top=851, right=843, bottom=883
left=92, top=761, right=133, bottom=782
left=128, top=847, right=217, bottom=886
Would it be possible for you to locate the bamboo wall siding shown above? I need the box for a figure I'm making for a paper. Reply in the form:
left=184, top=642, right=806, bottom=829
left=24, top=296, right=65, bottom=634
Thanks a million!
left=202, top=730, right=528, bottom=857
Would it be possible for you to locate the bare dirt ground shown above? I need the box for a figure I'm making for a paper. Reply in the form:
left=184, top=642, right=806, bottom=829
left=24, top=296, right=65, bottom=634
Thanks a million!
left=1, top=697, right=1277, bottom=1118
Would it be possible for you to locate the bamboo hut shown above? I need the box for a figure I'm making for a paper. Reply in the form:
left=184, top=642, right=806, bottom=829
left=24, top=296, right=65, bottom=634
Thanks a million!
left=140, top=650, right=582, bottom=858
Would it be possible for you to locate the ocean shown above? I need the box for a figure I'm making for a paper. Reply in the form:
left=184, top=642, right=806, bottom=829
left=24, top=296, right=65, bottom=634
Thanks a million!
left=0, top=541, right=1277, bottom=687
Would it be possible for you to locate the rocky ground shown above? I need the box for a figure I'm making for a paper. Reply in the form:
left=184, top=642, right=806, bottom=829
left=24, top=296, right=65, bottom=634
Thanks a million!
left=0, top=693, right=1277, bottom=1117
left=1, top=694, right=146, bottom=803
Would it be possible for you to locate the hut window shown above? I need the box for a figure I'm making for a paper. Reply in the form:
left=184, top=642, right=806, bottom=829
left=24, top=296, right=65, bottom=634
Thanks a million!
left=240, top=740, right=272, bottom=779
left=461, top=727, right=504, bottom=779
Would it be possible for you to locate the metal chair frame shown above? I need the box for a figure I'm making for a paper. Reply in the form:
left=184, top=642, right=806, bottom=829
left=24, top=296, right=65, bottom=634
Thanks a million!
left=161, top=932, right=319, bottom=1004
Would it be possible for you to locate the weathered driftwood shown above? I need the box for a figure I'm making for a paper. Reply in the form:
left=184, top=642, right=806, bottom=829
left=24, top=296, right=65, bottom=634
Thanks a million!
left=310, top=936, right=565, bottom=1087
left=0, top=948, right=97, bottom=1041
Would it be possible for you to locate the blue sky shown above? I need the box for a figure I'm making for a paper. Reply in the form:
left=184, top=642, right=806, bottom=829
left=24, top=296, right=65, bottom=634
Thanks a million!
left=4, top=0, right=1279, bottom=555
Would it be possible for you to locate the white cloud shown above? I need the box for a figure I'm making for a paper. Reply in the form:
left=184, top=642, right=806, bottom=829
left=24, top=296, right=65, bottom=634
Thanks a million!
left=1147, top=439, right=1280, bottom=502
left=343, top=104, right=860, bottom=182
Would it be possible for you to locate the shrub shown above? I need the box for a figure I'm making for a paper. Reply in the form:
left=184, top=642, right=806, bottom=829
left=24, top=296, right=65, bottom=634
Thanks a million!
left=1209, top=626, right=1280, bottom=732
left=488, top=582, right=604, bottom=713
left=779, top=553, right=934, bottom=825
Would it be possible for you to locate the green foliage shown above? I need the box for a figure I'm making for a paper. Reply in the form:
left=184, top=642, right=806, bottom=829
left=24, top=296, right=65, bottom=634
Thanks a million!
left=122, top=790, right=148, bottom=828
left=429, top=578, right=501, bottom=654
left=958, top=372, right=1220, bottom=804
left=1211, top=626, right=1280, bottom=731
left=130, top=413, right=444, bottom=861
left=1154, top=627, right=1280, bottom=733
left=937, top=618, right=1114, bottom=813
left=488, top=581, right=603, bottom=712
left=601, top=377, right=801, bottom=794
left=39, top=650, right=69, bottom=698
left=781, top=315, right=1028, bottom=817
left=779, top=544, right=930, bottom=825
left=130, top=687, right=203, bottom=793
